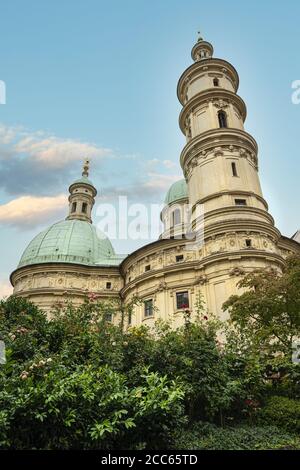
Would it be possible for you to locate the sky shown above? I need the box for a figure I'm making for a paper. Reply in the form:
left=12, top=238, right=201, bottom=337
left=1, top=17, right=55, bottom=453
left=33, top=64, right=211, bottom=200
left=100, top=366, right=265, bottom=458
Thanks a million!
left=0, top=0, right=299, bottom=297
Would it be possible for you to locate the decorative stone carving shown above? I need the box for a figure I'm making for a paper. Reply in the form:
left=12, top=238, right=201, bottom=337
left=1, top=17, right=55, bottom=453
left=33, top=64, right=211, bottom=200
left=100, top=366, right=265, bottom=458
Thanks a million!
left=213, top=98, right=229, bottom=110
left=213, top=147, right=224, bottom=157
left=157, top=281, right=167, bottom=292
left=194, top=275, right=207, bottom=285
left=191, top=157, right=198, bottom=168
left=229, top=266, right=245, bottom=277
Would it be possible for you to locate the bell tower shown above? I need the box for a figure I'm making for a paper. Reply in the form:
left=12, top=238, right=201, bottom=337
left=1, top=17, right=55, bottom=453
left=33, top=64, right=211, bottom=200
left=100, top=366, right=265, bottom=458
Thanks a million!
left=66, top=159, right=97, bottom=224
left=177, top=35, right=276, bottom=243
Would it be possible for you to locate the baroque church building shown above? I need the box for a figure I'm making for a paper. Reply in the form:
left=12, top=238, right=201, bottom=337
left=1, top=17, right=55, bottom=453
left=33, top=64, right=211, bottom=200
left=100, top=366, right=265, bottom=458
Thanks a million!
left=10, top=37, right=300, bottom=327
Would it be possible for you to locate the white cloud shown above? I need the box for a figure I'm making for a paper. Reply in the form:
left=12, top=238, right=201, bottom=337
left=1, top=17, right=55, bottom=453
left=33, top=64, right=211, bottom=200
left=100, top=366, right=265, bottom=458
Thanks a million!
left=162, top=160, right=177, bottom=169
left=0, top=279, right=12, bottom=299
left=0, top=124, right=21, bottom=144
left=14, top=135, right=111, bottom=169
left=0, top=194, right=67, bottom=227
left=144, top=159, right=178, bottom=171
left=0, top=123, right=115, bottom=196
left=143, top=172, right=181, bottom=192
left=0, top=123, right=112, bottom=169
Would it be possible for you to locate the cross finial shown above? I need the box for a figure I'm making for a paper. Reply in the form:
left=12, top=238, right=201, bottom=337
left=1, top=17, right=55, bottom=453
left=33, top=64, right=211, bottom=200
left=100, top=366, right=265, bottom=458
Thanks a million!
left=82, top=159, right=90, bottom=177
left=197, top=30, right=203, bottom=42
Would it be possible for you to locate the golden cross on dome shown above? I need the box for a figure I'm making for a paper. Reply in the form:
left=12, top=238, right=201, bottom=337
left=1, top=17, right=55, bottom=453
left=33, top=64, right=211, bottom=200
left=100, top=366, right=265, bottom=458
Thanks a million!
left=82, top=159, right=90, bottom=177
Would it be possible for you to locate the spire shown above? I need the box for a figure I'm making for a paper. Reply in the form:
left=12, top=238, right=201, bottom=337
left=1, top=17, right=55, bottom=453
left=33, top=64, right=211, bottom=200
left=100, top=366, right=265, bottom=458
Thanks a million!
left=66, top=159, right=97, bottom=224
left=197, top=30, right=204, bottom=42
left=82, top=158, right=90, bottom=178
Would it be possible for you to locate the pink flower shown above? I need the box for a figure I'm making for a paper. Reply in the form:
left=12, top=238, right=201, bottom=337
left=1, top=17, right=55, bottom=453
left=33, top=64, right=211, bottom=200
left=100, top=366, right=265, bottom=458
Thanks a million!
left=88, top=292, right=99, bottom=302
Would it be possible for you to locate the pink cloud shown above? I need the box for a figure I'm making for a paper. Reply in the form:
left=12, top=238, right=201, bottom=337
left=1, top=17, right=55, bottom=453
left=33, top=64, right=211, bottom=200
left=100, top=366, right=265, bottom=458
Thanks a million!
left=0, top=194, right=67, bottom=227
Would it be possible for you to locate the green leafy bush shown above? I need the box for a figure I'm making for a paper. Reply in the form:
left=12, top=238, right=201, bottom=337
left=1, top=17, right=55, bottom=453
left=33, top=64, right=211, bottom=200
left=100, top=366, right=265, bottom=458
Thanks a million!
left=172, top=422, right=300, bottom=450
left=0, top=363, right=184, bottom=449
left=1, top=291, right=299, bottom=450
left=0, top=297, right=186, bottom=449
left=258, top=396, right=300, bottom=433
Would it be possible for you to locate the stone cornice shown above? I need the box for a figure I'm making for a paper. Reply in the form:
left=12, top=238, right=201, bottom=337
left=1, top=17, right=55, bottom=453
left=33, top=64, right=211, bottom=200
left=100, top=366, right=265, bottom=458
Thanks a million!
left=192, top=205, right=276, bottom=228
left=278, top=235, right=300, bottom=253
left=119, top=237, right=190, bottom=275
left=195, top=215, right=280, bottom=241
left=177, top=58, right=240, bottom=104
left=179, top=89, right=247, bottom=134
left=13, top=287, right=120, bottom=299
left=195, top=190, right=268, bottom=210
left=180, top=128, right=258, bottom=171
left=69, top=181, right=97, bottom=197
left=120, top=249, right=285, bottom=297
left=10, top=262, right=121, bottom=286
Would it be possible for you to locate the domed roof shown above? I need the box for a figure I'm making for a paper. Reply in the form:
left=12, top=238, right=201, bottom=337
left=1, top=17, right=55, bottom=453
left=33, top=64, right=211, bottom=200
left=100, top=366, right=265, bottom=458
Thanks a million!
left=164, top=179, right=188, bottom=205
left=70, top=175, right=95, bottom=188
left=18, top=219, right=117, bottom=268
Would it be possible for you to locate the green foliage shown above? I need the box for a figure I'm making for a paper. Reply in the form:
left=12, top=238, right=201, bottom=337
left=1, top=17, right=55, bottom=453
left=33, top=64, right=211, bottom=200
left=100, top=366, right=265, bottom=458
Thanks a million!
left=1, top=271, right=299, bottom=450
left=148, top=321, right=240, bottom=421
left=223, top=255, right=300, bottom=358
left=0, top=363, right=184, bottom=449
left=258, top=396, right=300, bottom=433
left=221, top=255, right=300, bottom=412
left=172, top=422, right=300, bottom=450
left=0, top=297, right=185, bottom=449
left=0, top=296, right=48, bottom=363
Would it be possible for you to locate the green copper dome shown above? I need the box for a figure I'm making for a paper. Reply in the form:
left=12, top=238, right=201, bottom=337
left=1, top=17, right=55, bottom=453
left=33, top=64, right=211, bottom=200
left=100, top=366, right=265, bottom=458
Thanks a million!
left=71, top=175, right=95, bottom=188
left=18, top=219, right=119, bottom=268
left=164, top=179, right=188, bottom=205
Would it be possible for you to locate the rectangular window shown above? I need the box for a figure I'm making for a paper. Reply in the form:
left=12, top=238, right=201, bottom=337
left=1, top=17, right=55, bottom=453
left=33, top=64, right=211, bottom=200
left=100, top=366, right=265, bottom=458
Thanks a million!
left=105, top=312, right=112, bottom=322
left=176, top=291, right=189, bottom=310
left=128, top=311, right=132, bottom=325
left=145, top=265, right=151, bottom=272
left=245, top=239, right=252, bottom=248
left=176, top=255, right=184, bottom=263
left=144, top=299, right=154, bottom=318
left=173, top=209, right=181, bottom=226
left=106, top=282, right=111, bottom=289
left=235, top=199, right=247, bottom=206
left=231, top=162, right=238, bottom=177
left=71, top=202, right=77, bottom=213
left=82, top=202, right=88, bottom=213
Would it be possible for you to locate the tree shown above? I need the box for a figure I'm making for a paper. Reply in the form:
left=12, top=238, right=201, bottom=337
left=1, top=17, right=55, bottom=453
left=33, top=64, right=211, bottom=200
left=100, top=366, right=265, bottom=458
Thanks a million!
left=0, top=296, right=185, bottom=450
left=223, top=255, right=300, bottom=360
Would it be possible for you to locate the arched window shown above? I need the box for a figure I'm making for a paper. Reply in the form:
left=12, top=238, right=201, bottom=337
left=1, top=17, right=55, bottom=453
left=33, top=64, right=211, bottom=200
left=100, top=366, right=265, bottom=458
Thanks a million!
left=218, top=110, right=228, bottom=128
left=172, top=209, right=181, bottom=226
left=213, top=78, right=219, bottom=87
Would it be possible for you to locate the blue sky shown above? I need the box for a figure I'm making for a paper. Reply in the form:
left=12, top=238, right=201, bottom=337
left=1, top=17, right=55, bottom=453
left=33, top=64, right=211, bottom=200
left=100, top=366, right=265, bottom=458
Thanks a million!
left=0, top=0, right=299, bottom=296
